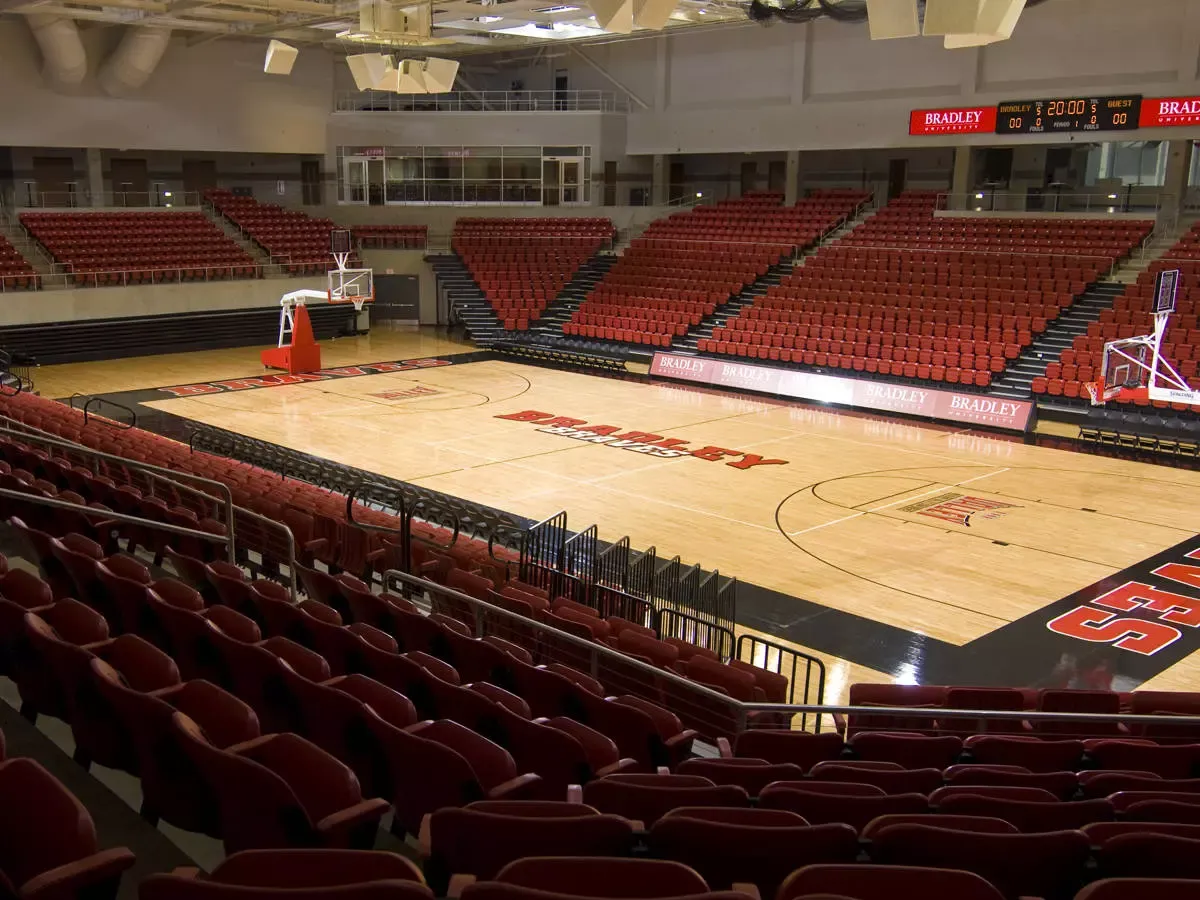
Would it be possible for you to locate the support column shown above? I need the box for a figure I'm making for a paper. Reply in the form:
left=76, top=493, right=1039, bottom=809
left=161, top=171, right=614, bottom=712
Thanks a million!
left=784, top=150, right=800, bottom=205
left=951, top=146, right=971, bottom=201
left=651, top=153, right=667, bottom=206
left=1162, top=139, right=1193, bottom=225
left=86, top=148, right=104, bottom=207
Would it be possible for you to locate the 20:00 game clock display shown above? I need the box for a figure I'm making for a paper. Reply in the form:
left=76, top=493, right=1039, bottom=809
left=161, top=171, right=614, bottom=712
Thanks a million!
left=995, top=96, right=1142, bottom=134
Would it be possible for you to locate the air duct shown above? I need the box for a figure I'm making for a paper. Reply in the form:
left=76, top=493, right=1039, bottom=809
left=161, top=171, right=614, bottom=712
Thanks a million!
left=99, top=26, right=172, bottom=97
left=25, top=14, right=88, bottom=89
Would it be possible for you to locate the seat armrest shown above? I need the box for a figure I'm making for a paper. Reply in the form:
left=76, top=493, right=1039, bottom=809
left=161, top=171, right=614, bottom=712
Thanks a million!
left=731, top=883, right=761, bottom=900
left=566, top=784, right=583, bottom=803
left=418, top=814, right=432, bottom=857
left=315, top=797, right=390, bottom=845
left=831, top=712, right=847, bottom=735
left=716, top=736, right=733, bottom=758
left=447, top=874, right=476, bottom=899
left=19, top=847, right=136, bottom=900
left=595, top=758, right=639, bottom=777
left=488, top=772, right=544, bottom=800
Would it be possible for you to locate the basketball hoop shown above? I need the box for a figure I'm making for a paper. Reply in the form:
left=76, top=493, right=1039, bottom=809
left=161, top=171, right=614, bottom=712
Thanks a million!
left=327, top=228, right=374, bottom=312
left=1085, top=267, right=1199, bottom=407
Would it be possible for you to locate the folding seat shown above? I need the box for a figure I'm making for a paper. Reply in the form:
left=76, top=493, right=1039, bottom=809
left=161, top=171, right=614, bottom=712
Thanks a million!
left=92, top=659, right=258, bottom=833
left=937, top=793, right=1112, bottom=832
left=1036, top=689, right=1126, bottom=737
left=777, top=864, right=1006, bottom=900
left=861, top=814, right=1016, bottom=838
left=0, top=568, right=54, bottom=672
left=467, top=856, right=719, bottom=900
left=674, top=758, right=805, bottom=797
left=849, top=732, right=962, bottom=769
left=423, top=804, right=636, bottom=889
left=648, top=807, right=858, bottom=896
left=140, top=849, right=432, bottom=899
left=0, top=757, right=135, bottom=900
left=759, top=782, right=928, bottom=830
left=172, top=711, right=388, bottom=852
left=581, top=773, right=748, bottom=825
left=1092, top=832, right=1200, bottom=880
left=12, top=602, right=111, bottom=722
left=49, top=532, right=108, bottom=614
left=1073, top=878, right=1200, bottom=900
left=1086, top=740, right=1200, bottom=778
left=364, top=711, right=544, bottom=838
left=964, top=735, right=1084, bottom=772
left=809, top=762, right=943, bottom=795
left=868, top=824, right=1091, bottom=900
left=944, top=766, right=1077, bottom=798
left=1078, top=771, right=1200, bottom=798
left=722, top=728, right=843, bottom=771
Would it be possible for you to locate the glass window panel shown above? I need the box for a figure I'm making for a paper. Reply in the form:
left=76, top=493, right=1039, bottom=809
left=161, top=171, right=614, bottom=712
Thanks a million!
left=464, top=157, right=502, bottom=180
left=425, top=158, right=463, bottom=179
left=504, top=146, right=542, bottom=157
left=543, top=146, right=581, bottom=156
left=503, top=158, right=541, bottom=180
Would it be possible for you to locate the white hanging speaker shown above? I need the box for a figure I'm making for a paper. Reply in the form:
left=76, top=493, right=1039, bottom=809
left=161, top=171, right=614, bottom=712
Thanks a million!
left=422, top=57, right=459, bottom=93
left=264, top=40, right=298, bottom=75
left=346, top=52, right=391, bottom=91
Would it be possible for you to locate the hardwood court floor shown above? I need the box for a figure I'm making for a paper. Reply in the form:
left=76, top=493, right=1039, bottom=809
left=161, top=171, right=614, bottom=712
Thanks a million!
left=113, top=333, right=1200, bottom=699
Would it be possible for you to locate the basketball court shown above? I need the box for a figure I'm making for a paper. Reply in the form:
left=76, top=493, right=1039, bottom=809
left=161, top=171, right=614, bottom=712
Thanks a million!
left=41, top=325, right=1200, bottom=703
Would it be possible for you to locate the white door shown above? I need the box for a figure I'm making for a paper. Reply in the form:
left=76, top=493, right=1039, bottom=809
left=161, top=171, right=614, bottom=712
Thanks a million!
left=344, top=157, right=369, bottom=204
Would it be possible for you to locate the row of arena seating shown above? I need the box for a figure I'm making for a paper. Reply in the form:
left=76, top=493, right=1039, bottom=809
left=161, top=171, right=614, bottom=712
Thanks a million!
left=1032, top=221, right=1200, bottom=412
left=19, top=211, right=258, bottom=286
left=0, top=389, right=795, bottom=736
left=205, top=190, right=362, bottom=275
left=563, top=192, right=869, bottom=346
left=697, top=192, right=1151, bottom=387
left=351, top=223, right=429, bottom=249
left=0, top=233, right=39, bottom=291
left=0, top=742, right=137, bottom=900
left=134, top=854, right=1200, bottom=900
left=452, top=218, right=615, bottom=330
left=7, top=536, right=1200, bottom=900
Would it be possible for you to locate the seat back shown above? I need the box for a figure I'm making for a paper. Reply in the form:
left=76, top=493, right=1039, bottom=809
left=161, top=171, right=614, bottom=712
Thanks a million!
left=778, top=864, right=1005, bottom=900
left=0, top=758, right=100, bottom=888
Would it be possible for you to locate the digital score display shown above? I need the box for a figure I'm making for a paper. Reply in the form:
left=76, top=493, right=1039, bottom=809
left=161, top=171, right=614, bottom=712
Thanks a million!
left=995, top=96, right=1142, bottom=134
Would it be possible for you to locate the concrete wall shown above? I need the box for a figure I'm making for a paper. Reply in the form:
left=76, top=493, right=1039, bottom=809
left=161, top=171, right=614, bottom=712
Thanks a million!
left=2, top=0, right=1198, bottom=161
left=0, top=22, right=334, bottom=155
left=0, top=275, right=325, bottom=326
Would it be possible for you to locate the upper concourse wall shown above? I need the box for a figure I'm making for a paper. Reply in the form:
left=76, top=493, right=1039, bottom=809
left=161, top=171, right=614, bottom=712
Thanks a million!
left=1, top=0, right=1198, bottom=158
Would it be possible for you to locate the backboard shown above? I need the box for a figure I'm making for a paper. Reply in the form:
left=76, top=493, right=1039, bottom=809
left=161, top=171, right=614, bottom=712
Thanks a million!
left=328, top=267, right=374, bottom=311
left=331, top=229, right=353, bottom=255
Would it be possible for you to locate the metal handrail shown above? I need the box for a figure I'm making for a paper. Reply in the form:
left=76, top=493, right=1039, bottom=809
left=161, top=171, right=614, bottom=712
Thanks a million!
left=81, top=397, right=135, bottom=430
left=0, top=420, right=236, bottom=562
left=15, top=191, right=202, bottom=210
left=383, top=567, right=1200, bottom=736
left=0, top=486, right=231, bottom=549
left=335, top=89, right=630, bottom=114
left=935, top=190, right=1168, bottom=215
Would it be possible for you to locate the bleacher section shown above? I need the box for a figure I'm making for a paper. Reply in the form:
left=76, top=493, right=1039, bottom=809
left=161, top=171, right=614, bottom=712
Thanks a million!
left=19, top=211, right=257, bottom=286
left=205, top=190, right=366, bottom=275
left=452, top=217, right=615, bottom=331
left=1033, top=221, right=1200, bottom=413
left=0, top=234, right=38, bottom=292
left=563, top=191, right=869, bottom=347
left=352, top=223, right=429, bottom=249
left=3, top=389, right=1200, bottom=897
left=699, top=191, right=1151, bottom=389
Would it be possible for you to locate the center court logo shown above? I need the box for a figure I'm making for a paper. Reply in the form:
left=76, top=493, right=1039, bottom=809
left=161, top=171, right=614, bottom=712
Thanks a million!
left=494, top=410, right=788, bottom=471
left=901, top=492, right=1020, bottom=527
left=368, top=385, right=442, bottom=401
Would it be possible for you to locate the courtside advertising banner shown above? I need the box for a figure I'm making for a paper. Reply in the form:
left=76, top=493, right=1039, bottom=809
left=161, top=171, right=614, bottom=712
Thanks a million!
left=649, top=353, right=1033, bottom=431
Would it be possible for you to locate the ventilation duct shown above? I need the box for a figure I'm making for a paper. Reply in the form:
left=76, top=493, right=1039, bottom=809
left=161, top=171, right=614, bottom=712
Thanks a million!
left=25, top=14, right=87, bottom=89
left=99, top=26, right=172, bottom=97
